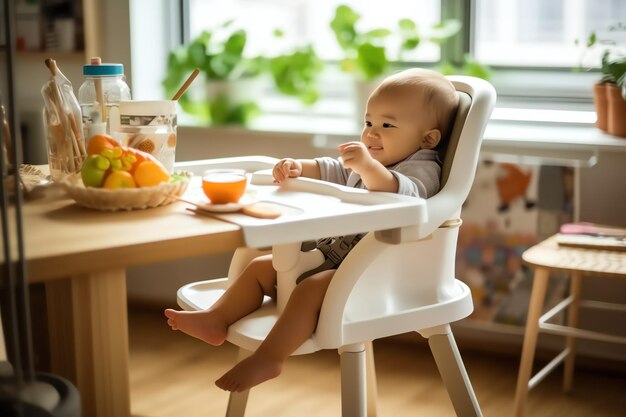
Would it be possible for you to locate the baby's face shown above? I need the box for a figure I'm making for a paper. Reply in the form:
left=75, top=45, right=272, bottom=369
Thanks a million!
left=361, top=88, right=432, bottom=167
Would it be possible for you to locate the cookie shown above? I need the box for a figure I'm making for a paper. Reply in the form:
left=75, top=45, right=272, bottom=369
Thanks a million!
left=241, top=202, right=282, bottom=219
left=136, top=138, right=156, bottom=154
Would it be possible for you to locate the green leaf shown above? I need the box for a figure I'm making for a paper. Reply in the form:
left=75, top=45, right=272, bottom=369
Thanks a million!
left=229, top=102, right=261, bottom=124
left=606, top=57, right=626, bottom=84
left=356, top=43, right=387, bottom=80
left=210, top=94, right=231, bottom=124
left=363, top=28, right=391, bottom=40
left=400, top=36, right=420, bottom=52
left=462, top=55, right=491, bottom=79
left=397, top=18, right=420, bottom=57
left=178, top=96, right=210, bottom=122
left=428, top=19, right=462, bottom=44
left=223, top=30, right=247, bottom=56
left=330, top=5, right=360, bottom=51
left=587, top=32, right=597, bottom=48
left=398, top=18, right=416, bottom=33
left=188, top=41, right=207, bottom=68
left=298, top=87, right=319, bottom=105
left=438, top=61, right=455, bottom=76
left=267, top=45, right=323, bottom=105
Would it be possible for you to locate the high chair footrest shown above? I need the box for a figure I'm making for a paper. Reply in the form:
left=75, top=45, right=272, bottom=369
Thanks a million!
left=177, top=278, right=323, bottom=355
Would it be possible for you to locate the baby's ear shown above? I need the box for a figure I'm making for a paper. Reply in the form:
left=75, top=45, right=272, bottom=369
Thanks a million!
left=421, top=129, right=441, bottom=149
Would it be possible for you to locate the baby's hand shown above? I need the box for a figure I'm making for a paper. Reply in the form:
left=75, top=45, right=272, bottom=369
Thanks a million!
left=338, top=141, right=374, bottom=174
left=273, top=158, right=302, bottom=183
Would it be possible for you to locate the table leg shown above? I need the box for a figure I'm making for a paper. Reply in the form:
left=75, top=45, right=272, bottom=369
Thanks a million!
left=46, top=269, right=131, bottom=417
left=563, top=271, right=582, bottom=393
left=514, top=267, right=549, bottom=417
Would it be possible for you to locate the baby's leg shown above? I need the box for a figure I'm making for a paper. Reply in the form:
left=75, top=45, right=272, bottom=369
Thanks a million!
left=164, top=254, right=277, bottom=346
left=216, top=269, right=336, bottom=392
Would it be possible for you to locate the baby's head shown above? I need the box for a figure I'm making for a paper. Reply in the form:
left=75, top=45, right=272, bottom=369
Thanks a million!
left=362, top=68, right=459, bottom=166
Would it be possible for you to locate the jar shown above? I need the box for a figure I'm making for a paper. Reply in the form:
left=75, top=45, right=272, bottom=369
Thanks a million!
left=41, top=77, right=86, bottom=181
left=110, top=100, right=178, bottom=172
left=78, top=61, right=131, bottom=138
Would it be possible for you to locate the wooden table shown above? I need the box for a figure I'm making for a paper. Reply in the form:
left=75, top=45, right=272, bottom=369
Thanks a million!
left=513, top=234, right=626, bottom=417
left=3, top=191, right=243, bottom=417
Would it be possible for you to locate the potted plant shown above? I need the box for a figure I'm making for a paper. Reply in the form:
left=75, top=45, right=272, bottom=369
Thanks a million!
left=578, top=23, right=626, bottom=137
left=600, top=51, right=626, bottom=137
left=329, top=5, right=459, bottom=79
left=329, top=5, right=486, bottom=124
left=263, top=30, right=324, bottom=105
left=163, top=21, right=262, bottom=125
left=164, top=21, right=325, bottom=125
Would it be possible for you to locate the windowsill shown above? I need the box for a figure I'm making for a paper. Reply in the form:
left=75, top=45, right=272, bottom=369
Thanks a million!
left=178, top=102, right=626, bottom=168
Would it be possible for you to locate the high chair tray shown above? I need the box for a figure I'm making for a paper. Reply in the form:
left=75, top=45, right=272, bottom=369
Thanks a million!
left=176, top=156, right=428, bottom=248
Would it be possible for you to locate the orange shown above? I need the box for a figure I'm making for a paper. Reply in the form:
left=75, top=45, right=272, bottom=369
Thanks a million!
left=103, top=170, right=137, bottom=189
left=87, top=134, right=120, bottom=155
left=133, top=160, right=170, bottom=187
left=121, top=147, right=153, bottom=174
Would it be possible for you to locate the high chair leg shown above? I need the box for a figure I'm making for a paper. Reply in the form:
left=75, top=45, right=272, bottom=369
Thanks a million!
left=339, top=343, right=367, bottom=417
left=428, top=330, right=482, bottom=417
left=225, top=348, right=252, bottom=417
left=365, top=341, right=378, bottom=417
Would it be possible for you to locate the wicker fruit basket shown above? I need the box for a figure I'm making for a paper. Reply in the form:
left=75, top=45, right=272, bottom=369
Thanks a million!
left=61, top=171, right=192, bottom=211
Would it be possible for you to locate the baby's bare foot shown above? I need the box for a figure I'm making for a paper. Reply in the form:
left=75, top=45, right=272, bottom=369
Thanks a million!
left=215, top=353, right=283, bottom=392
left=164, top=309, right=228, bottom=346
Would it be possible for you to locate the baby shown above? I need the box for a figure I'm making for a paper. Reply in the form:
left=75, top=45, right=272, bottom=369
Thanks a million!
left=165, top=68, right=459, bottom=393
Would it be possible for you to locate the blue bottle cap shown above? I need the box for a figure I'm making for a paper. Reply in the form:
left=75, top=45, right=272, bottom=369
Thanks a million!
left=83, top=63, right=124, bottom=76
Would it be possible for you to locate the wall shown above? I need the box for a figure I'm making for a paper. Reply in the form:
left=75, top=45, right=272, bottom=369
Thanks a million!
left=5, top=0, right=132, bottom=164
left=579, top=151, right=626, bottom=228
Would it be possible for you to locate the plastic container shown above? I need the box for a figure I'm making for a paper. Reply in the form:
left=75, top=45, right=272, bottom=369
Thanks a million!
left=78, top=59, right=130, bottom=138
left=110, top=100, right=177, bottom=172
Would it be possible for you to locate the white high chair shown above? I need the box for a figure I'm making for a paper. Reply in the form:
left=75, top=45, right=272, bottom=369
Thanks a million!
left=176, top=76, right=496, bottom=417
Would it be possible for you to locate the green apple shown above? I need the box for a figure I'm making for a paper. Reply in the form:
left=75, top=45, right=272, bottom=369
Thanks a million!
left=81, top=155, right=111, bottom=187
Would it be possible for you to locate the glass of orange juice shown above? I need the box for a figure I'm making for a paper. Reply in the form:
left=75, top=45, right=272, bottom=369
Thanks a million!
left=202, top=169, right=248, bottom=204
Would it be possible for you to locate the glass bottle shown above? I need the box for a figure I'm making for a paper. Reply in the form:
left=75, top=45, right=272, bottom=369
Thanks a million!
left=78, top=59, right=131, bottom=138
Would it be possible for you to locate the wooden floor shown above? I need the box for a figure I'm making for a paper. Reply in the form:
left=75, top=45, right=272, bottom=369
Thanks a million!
left=129, top=306, right=625, bottom=417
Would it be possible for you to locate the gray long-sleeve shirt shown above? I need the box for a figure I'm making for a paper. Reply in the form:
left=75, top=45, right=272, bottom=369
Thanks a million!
left=314, top=149, right=442, bottom=198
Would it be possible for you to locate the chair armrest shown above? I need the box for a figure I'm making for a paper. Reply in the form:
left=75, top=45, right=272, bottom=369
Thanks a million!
left=314, top=233, right=383, bottom=348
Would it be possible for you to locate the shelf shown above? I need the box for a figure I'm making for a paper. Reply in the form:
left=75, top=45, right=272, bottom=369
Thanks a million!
left=15, top=50, right=85, bottom=61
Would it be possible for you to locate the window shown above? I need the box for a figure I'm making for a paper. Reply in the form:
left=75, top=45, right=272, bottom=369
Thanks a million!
left=130, top=0, right=625, bottom=127
left=474, top=0, right=626, bottom=68
left=187, top=0, right=443, bottom=63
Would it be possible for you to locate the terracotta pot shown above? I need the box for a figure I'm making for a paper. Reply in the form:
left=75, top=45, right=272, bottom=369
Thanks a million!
left=606, top=83, right=626, bottom=138
left=593, top=83, right=608, bottom=132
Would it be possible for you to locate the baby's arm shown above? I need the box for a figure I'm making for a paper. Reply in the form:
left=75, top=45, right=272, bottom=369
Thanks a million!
left=273, top=158, right=321, bottom=183
left=338, top=142, right=398, bottom=192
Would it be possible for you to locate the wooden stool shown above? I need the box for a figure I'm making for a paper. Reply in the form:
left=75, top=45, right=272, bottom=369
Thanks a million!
left=514, top=235, right=626, bottom=417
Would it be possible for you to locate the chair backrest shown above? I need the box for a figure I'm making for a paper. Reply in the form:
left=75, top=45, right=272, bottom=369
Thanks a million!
left=421, top=76, right=496, bottom=238
left=440, top=91, right=472, bottom=189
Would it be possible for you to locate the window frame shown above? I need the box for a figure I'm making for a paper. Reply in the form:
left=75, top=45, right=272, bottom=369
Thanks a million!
left=443, top=0, right=599, bottom=103
left=173, top=0, right=598, bottom=109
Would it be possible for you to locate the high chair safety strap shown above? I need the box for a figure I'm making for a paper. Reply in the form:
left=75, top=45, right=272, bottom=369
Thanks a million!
left=296, top=233, right=365, bottom=283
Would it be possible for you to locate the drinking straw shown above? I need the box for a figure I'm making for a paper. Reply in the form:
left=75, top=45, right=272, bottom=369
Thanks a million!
left=90, top=57, right=106, bottom=122
left=172, top=68, right=200, bottom=100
